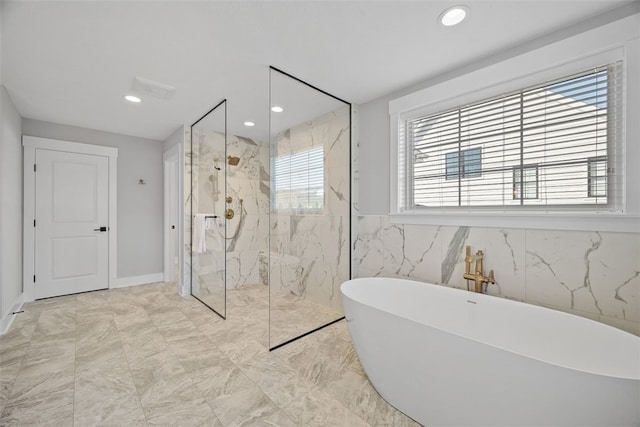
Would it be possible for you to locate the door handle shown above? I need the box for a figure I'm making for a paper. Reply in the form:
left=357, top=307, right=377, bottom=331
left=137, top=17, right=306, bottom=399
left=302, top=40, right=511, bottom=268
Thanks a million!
left=93, top=226, right=108, bottom=232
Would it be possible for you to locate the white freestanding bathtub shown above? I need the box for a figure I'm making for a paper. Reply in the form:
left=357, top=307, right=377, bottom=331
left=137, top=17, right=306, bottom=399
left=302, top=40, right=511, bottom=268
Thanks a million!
left=341, top=277, right=640, bottom=427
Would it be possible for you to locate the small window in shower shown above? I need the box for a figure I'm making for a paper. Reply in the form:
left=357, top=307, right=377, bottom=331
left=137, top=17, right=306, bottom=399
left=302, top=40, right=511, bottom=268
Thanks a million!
left=273, top=146, right=324, bottom=214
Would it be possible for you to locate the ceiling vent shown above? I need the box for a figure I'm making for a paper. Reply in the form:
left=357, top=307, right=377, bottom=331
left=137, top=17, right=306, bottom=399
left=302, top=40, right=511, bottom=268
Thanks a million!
left=132, top=76, right=176, bottom=100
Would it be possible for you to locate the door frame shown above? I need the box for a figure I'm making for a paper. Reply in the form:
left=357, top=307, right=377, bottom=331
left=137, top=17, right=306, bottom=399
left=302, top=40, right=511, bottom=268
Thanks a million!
left=163, top=143, right=181, bottom=288
left=23, top=136, right=118, bottom=302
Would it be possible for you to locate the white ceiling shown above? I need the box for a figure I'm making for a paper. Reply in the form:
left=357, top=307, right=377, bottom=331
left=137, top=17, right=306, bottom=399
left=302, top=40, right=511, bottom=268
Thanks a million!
left=1, top=0, right=635, bottom=142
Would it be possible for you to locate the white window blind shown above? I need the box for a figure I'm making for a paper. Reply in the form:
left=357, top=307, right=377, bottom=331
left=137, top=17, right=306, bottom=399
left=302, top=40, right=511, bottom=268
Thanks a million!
left=404, top=62, right=623, bottom=211
left=273, top=146, right=324, bottom=213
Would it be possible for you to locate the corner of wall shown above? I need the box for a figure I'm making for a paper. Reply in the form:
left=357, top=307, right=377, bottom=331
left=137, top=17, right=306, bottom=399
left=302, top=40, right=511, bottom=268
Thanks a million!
left=0, top=85, right=24, bottom=334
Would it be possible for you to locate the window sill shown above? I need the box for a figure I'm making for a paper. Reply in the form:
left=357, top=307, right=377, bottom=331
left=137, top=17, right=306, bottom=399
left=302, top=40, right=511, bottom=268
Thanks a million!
left=389, top=211, right=640, bottom=233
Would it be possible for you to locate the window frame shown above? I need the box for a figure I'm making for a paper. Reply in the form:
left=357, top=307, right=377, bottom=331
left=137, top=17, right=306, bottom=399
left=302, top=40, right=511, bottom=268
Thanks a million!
left=445, top=147, right=482, bottom=181
left=513, top=164, right=539, bottom=201
left=387, top=21, right=639, bottom=233
left=404, top=65, right=615, bottom=211
left=587, top=156, right=608, bottom=198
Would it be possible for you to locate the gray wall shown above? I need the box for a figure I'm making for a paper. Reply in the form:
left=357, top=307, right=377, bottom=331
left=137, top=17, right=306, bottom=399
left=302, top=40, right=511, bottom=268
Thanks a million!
left=0, top=86, right=23, bottom=327
left=163, top=125, right=184, bottom=152
left=22, top=119, right=165, bottom=278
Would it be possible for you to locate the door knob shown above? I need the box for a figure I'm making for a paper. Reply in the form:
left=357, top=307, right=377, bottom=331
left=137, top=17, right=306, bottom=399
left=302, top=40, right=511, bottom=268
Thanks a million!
left=93, top=226, right=108, bottom=232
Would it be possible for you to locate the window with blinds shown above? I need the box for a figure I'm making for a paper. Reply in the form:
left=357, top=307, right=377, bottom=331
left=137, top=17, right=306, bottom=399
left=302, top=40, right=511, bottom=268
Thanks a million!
left=273, top=146, right=324, bottom=213
left=404, top=62, right=623, bottom=210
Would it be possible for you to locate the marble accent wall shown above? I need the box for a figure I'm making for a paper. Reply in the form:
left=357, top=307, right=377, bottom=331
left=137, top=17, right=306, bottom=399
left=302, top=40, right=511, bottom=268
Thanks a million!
left=270, top=106, right=351, bottom=313
left=354, top=215, right=640, bottom=336
left=186, top=126, right=270, bottom=300
left=181, top=126, right=192, bottom=297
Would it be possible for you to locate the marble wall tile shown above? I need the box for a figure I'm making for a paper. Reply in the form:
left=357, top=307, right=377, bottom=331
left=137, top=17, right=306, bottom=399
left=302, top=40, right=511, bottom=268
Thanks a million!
left=226, top=250, right=262, bottom=289
left=525, top=230, right=639, bottom=323
left=270, top=215, right=349, bottom=312
left=384, top=222, right=442, bottom=284
left=181, top=126, right=193, bottom=296
left=227, top=177, right=269, bottom=215
left=354, top=214, right=640, bottom=334
left=441, top=226, right=526, bottom=301
left=353, top=215, right=384, bottom=275
left=325, top=107, right=351, bottom=217
left=351, top=106, right=360, bottom=278
left=225, top=214, right=268, bottom=254
left=187, top=126, right=270, bottom=299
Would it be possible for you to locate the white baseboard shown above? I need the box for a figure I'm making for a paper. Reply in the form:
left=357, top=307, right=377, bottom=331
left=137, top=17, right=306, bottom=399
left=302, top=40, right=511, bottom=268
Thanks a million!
left=1, top=293, right=25, bottom=335
left=111, top=272, right=164, bottom=289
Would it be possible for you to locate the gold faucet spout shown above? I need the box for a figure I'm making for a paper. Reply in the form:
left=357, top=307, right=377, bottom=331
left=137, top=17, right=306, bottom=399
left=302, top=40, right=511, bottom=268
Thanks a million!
left=462, top=246, right=495, bottom=293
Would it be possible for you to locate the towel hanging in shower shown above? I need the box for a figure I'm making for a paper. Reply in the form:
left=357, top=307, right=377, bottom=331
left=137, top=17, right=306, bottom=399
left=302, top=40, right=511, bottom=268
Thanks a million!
left=193, top=214, right=208, bottom=253
left=206, top=216, right=224, bottom=252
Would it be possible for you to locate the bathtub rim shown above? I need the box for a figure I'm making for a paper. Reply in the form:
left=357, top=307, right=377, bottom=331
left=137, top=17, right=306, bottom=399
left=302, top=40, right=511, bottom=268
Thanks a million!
left=341, top=277, right=640, bottom=381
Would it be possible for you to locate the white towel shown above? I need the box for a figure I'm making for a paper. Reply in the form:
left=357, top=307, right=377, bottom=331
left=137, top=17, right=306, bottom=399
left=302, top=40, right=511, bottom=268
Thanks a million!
left=194, top=214, right=207, bottom=253
left=206, top=217, right=224, bottom=252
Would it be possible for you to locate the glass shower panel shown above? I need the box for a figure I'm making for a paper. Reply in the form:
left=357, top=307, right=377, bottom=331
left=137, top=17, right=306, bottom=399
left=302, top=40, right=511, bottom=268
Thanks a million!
left=268, top=68, right=351, bottom=349
left=190, top=100, right=227, bottom=319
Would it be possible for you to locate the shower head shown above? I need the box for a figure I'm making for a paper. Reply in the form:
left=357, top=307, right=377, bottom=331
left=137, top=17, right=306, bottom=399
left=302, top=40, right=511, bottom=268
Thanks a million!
left=227, top=156, right=240, bottom=166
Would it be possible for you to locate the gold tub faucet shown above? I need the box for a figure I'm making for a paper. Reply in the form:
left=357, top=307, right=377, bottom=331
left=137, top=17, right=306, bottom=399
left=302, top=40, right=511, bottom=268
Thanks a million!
left=463, top=245, right=496, bottom=293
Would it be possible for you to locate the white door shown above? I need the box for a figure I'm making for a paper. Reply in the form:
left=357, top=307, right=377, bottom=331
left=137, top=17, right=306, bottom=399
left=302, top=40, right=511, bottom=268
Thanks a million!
left=35, top=149, right=109, bottom=299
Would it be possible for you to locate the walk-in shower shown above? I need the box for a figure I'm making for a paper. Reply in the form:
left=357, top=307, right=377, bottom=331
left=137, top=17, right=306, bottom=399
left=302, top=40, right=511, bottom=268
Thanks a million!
left=188, top=67, right=351, bottom=350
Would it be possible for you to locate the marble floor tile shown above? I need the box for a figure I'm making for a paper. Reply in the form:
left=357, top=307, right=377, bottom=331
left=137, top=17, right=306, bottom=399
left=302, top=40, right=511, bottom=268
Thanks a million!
left=219, top=338, right=268, bottom=365
left=0, top=368, right=75, bottom=427
left=239, top=352, right=316, bottom=409
left=74, top=362, right=146, bottom=426
left=283, top=385, right=370, bottom=427
left=1, top=281, right=418, bottom=426
left=204, top=366, right=281, bottom=426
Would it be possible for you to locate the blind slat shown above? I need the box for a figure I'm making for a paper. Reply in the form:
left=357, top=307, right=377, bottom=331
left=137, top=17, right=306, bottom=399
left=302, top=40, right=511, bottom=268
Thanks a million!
left=406, top=63, right=622, bottom=209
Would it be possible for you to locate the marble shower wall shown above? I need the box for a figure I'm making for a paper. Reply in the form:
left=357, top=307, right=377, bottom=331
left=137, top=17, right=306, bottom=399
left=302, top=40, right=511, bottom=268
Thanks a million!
left=270, top=106, right=351, bottom=313
left=188, top=127, right=269, bottom=297
left=354, top=215, right=640, bottom=336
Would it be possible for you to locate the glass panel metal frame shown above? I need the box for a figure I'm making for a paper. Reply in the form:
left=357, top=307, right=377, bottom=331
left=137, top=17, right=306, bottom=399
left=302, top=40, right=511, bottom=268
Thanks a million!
left=190, top=99, right=227, bottom=320
left=268, top=67, right=351, bottom=351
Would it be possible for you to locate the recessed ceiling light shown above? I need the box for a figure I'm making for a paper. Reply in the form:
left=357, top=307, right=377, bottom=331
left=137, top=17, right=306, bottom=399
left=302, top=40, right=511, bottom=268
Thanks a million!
left=439, top=5, right=469, bottom=27
left=271, top=106, right=284, bottom=113
left=124, top=95, right=142, bottom=103
left=243, top=121, right=255, bottom=127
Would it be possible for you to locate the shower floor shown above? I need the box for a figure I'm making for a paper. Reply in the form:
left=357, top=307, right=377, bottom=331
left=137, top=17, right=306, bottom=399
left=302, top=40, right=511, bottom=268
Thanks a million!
left=0, top=281, right=419, bottom=426
left=196, top=284, right=346, bottom=348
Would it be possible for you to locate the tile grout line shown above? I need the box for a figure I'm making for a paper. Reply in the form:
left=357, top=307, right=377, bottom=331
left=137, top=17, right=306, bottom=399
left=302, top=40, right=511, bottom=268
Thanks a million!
left=108, top=290, right=154, bottom=427
left=0, top=307, right=42, bottom=421
left=156, top=291, right=235, bottom=426
left=168, top=289, right=291, bottom=425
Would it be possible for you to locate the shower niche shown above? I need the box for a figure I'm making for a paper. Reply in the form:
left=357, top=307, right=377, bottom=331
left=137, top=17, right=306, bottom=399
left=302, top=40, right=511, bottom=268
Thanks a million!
left=188, top=67, right=351, bottom=350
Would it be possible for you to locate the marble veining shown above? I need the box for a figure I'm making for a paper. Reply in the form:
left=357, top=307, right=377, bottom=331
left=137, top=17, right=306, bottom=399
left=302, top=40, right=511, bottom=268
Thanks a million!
left=441, top=226, right=469, bottom=284
left=355, top=214, right=640, bottom=336
left=0, top=282, right=417, bottom=426
left=270, top=106, right=351, bottom=319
